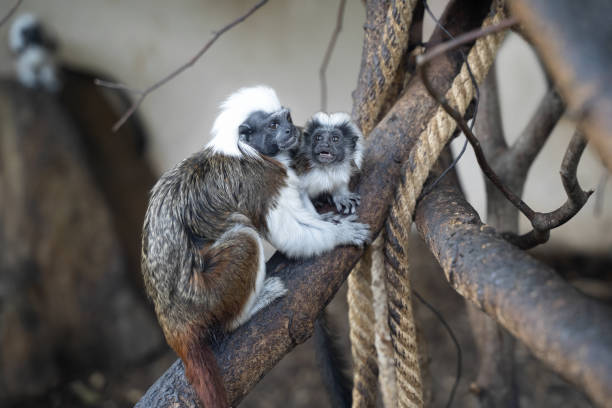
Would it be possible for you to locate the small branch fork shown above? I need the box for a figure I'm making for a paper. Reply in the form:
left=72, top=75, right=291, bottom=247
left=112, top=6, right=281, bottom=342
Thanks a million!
left=95, top=0, right=269, bottom=132
left=319, top=0, right=347, bottom=112
left=0, top=0, right=23, bottom=28
left=417, top=17, right=594, bottom=250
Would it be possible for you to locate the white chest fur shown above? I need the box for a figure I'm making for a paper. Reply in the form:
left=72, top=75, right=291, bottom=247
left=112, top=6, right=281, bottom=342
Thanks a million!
left=300, top=161, right=353, bottom=198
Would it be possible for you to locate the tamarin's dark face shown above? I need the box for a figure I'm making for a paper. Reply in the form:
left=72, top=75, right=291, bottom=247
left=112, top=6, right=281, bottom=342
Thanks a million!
left=304, top=121, right=358, bottom=165
left=239, top=108, right=299, bottom=156
left=21, top=24, right=44, bottom=47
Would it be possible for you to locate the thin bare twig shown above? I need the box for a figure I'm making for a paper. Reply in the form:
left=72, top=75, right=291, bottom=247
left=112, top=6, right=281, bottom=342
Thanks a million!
left=418, top=18, right=594, bottom=250
left=93, top=79, right=145, bottom=95
left=96, top=0, right=269, bottom=132
left=417, top=17, right=518, bottom=66
left=419, top=0, right=484, bottom=198
left=536, top=130, right=593, bottom=230
left=477, top=71, right=564, bottom=233
left=319, top=0, right=347, bottom=112
left=0, top=0, right=23, bottom=28
left=417, top=18, right=535, bottom=221
left=503, top=131, right=593, bottom=249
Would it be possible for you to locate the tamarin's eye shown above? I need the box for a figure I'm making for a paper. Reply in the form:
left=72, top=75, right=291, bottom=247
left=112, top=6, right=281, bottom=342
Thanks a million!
left=332, top=136, right=339, bottom=142
left=315, top=135, right=323, bottom=141
left=269, top=122, right=279, bottom=130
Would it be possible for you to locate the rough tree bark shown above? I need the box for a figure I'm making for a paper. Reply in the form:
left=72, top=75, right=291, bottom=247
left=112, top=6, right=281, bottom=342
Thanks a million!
left=466, top=61, right=566, bottom=407
left=466, top=65, right=519, bottom=408
left=414, top=157, right=612, bottom=408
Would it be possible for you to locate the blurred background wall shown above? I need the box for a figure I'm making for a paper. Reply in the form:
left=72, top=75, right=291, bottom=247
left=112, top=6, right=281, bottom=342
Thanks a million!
left=1, top=0, right=609, bottom=251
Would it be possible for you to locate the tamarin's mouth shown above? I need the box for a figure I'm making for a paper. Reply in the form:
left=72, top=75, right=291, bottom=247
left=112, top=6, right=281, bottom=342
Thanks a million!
left=318, top=151, right=335, bottom=163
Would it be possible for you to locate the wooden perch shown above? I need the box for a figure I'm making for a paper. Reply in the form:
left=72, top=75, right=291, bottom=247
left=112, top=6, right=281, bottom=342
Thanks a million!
left=414, top=161, right=612, bottom=408
left=510, top=0, right=612, bottom=171
left=135, top=1, right=492, bottom=406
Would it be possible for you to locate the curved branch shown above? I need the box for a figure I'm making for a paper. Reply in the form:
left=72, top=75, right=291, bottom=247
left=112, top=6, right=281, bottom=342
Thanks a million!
left=509, top=87, right=565, bottom=171
left=417, top=25, right=593, bottom=250
left=414, top=157, right=612, bottom=408
left=533, top=130, right=594, bottom=229
left=503, top=130, right=593, bottom=249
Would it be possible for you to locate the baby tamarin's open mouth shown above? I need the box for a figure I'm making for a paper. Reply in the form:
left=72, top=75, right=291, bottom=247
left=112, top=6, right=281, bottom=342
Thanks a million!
left=318, top=151, right=335, bottom=163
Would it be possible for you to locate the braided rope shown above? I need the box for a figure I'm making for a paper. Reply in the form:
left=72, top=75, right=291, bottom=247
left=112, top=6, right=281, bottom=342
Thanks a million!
left=348, top=254, right=379, bottom=407
left=384, top=215, right=423, bottom=407
left=348, top=2, right=417, bottom=406
left=357, top=0, right=418, bottom=136
left=371, top=235, right=398, bottom=407
left=384, top=11, right=507, bottom=408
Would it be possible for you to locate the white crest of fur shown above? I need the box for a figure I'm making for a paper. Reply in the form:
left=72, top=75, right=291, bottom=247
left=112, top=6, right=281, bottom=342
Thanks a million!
left=309, top=112, right=364, bottom=169
left=9, top=14, right=38, bottom=53
left=207, top=85, right=282, bottom=157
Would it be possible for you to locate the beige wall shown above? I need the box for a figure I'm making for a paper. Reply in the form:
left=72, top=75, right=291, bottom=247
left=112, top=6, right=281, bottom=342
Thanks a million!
left=1, top=1, right=610, bottom=251
left=0, top=0, right=366, bottom=170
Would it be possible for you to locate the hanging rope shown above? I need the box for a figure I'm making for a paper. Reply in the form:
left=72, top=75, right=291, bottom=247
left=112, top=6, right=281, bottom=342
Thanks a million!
left=348, top=253, right=379, bottom=407
left=348, top=1, right=417, bottom=406
left=384, top=215, right=423, bottom=407
left=385, top=10, right=507, bottom=407
left=348, top=3, right=507, bottom=406
left=371, top=235, right=398, bottom=407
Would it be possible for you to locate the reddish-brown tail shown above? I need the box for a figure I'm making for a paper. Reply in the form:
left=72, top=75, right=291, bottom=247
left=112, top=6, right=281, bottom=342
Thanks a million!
left=178, top=333, right=229, bottom=408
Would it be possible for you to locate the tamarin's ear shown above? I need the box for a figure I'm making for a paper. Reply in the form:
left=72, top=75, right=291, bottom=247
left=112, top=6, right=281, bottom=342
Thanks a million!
left=239, top=124, right=252, bottom=141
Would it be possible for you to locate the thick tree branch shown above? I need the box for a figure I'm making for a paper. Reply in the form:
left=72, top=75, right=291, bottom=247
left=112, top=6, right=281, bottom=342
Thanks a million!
left=414, top=158, right=612, bottom=408
left=509, top=87, right=565, bottom=172
left=417, top=26, right=593, bottom=250
left=476, top=62, right=506, bottom=160
left=352, top=0, right=422, bottom=135
left=351, top=0, right=390, bottom=124
left=96, top=0, right=269, bottom=132
left=509, top=0, right=612, bottom=171
left=135, top=1, right=493, bottom=406
left=470, top=67, right=518, bottom=408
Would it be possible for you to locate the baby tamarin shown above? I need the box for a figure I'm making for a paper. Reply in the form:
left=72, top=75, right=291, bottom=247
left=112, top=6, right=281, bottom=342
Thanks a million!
left=8, top=14, right=60, bottom=92
left=141, top=87, right=369, bottom=407
left=246, top=110, right=365, bottom=408
left=292, top=112, right=364, bottom=215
